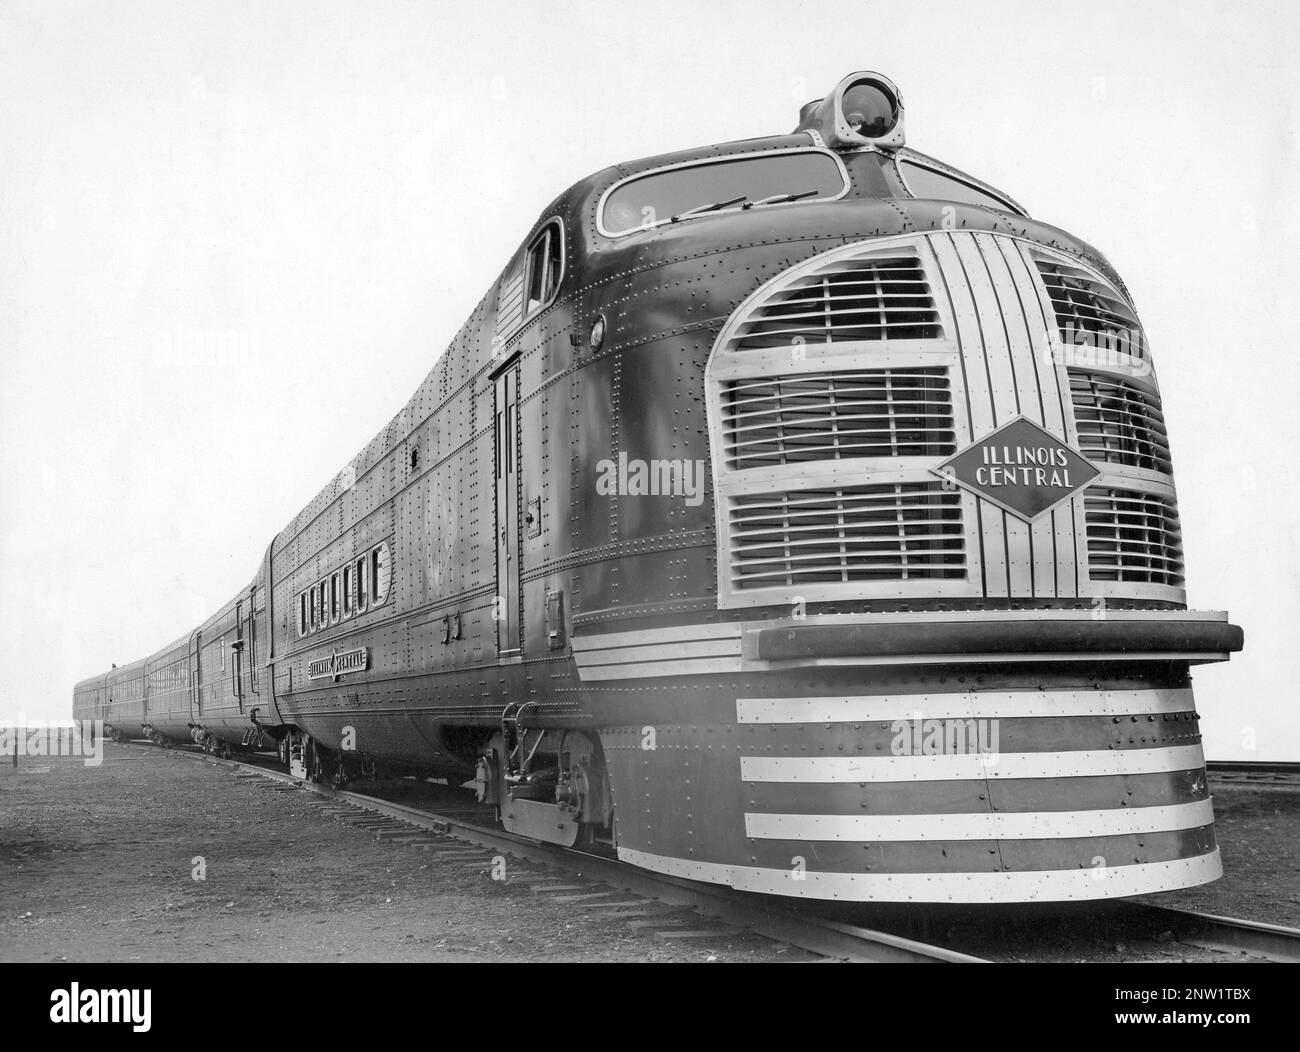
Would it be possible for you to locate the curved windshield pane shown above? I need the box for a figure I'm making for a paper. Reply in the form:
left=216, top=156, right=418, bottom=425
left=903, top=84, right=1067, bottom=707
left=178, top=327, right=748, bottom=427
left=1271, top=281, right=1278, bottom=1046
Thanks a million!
left=899, top=160, right=1019, bottom=214
left=602, top=152, right=847, bottom=235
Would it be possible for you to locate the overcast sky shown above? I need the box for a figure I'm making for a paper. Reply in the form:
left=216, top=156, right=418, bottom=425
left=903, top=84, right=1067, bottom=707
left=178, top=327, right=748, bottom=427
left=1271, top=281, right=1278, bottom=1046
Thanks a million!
left=2, top=0, right=1296, bottom=759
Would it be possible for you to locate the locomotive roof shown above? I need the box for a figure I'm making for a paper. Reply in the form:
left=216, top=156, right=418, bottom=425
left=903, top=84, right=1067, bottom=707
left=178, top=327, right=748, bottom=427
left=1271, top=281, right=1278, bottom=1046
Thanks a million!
left=515, top=131, right=1026, bottom=255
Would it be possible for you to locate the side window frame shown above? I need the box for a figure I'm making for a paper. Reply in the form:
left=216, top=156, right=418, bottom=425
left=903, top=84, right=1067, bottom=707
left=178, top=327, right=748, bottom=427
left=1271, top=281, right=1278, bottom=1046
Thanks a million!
left=523, top=219, right=564, bottom=318
left=371, top=542, right=392, bottom=608
left=596, top=148, right=851, bottom=238
left=894, top=154, right=1026, bottom=216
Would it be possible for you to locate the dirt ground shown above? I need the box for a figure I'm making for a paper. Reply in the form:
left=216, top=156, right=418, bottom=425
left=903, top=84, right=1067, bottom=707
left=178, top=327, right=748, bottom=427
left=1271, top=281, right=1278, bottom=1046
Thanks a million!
left=1, top=746, right=1295, bottom=963
left=1133, top=781, right=1300, bottom=928
left=0, top=744, right=811, bottom=963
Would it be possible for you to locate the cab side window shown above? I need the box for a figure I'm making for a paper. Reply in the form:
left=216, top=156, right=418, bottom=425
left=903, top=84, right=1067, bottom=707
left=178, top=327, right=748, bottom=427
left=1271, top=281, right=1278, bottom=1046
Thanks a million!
left=525, top=221, right=562, bottom=314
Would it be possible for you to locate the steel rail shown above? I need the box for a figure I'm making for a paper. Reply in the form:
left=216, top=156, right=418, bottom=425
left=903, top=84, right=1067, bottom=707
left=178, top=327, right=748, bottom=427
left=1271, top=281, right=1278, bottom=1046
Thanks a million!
left=1206, top=760, right=1300, bottom=787
left=1117, top=902, right=1300, bottom=963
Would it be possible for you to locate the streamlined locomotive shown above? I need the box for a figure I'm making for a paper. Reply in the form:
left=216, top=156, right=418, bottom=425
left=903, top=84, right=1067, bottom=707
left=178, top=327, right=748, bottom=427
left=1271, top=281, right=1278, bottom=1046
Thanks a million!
left=74, top=71, right=1242, bottom=902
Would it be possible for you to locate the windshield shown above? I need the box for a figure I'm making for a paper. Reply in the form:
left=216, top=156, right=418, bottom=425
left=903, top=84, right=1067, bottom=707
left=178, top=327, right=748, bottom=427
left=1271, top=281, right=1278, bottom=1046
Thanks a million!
left=601, top=151, right=848, bottom=235
left=898, top=158, right=1022, bottom=215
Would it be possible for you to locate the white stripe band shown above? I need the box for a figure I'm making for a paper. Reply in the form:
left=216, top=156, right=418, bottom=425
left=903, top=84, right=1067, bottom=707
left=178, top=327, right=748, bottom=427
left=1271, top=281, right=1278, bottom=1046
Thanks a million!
left=743, top=798, right=1214, bottom=841
left=736, top=689, right=1194, bottom=724
left=618, top=847, right=1222, bottom=903
left=572, top=623, right=743, bottom=652
left=576, top=638, right=741, bottom=665
left=740, top=744, right=1206, bottom=783
left=577, top=657, right=744, bottom=681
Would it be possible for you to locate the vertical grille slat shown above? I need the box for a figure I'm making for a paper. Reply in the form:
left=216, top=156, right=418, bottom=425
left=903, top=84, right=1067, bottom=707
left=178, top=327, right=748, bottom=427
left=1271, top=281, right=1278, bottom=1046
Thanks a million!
left=1084, top=487, right=1184, bottom=587
left=1069, top=369, right=1172, bottom=474
left=1033, top=253, right=1145, bottom=357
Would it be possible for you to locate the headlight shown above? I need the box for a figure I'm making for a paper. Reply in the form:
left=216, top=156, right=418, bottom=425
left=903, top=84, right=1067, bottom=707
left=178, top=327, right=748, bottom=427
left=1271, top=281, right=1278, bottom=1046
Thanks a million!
left=841, top=78, right=898, bottom=138
left=794, top=71, right=905, bottom=151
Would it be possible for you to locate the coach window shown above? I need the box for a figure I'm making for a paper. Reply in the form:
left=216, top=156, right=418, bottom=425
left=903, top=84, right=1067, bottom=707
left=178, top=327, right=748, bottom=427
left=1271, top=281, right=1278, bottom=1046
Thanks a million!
left=319, top=582, right=329, bottom=627
left=343, top=565, right=352, bottom=617
left=372, top=543, right=392, bottom=607
left=331, top=572, right=341, bottom=624
left=298, top=593, right=307, bottom=637
left=524, top=221, right=562, bottom=315
left=356, top=555, right=369, bottom=611
left=310, top=587, right=319, bottom=631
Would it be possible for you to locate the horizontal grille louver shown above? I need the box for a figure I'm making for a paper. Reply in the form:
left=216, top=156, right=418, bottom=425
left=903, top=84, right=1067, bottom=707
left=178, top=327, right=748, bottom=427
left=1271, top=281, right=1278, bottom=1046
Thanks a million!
left=1084, top=487, right=1184, bottom=587
left=732, top=254, right=941, bottom=350
left=1069, top=370, right=1172, bottom=474
left=1035, top=256, right=1144, bottom=357
left=495, top=270, right=524, bottom=343
left=728, top=482, right=965, bottom=589
left=722, top=368, right=956, bottom=469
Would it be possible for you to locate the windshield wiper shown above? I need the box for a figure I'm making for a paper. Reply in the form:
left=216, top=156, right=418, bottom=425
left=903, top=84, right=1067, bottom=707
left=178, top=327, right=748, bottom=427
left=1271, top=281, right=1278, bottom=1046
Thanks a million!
left=742, top=189, right=820, bottom=209
left=670, top=195, right=748, bottom=223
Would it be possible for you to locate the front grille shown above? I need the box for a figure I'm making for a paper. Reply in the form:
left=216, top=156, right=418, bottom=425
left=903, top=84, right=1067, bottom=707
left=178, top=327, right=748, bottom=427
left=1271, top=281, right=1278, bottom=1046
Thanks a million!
left=1069, top=370, right=1172, bottom=474
left=731, top=253, right=941, bottom=350
left=721, top=368, right=956, bottom=469
left=1034, top=255, right=1144, bottom=356
left=728, top=482, right=965, bottom=589
left=1084, top=487, right=1184, bottom=587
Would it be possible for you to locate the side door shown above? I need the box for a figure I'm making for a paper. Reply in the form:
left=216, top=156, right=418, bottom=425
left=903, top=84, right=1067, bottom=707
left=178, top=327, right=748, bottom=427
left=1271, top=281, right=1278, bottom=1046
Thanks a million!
left=232, top=598, right=245, bottom=714
left=493, top=359, right=521, bottom=654
left=191, top=629, right=203, bottom=722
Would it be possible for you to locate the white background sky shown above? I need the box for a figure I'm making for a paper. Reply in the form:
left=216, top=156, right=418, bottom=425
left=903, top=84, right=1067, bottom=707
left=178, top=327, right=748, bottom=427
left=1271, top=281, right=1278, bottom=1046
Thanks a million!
left=1, top=1, right=1296, bottom=759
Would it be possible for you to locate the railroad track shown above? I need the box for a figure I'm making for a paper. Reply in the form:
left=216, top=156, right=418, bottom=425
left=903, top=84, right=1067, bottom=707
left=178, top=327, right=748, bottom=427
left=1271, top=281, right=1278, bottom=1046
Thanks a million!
left=1206, top=760, right=1300, bottom=790
left=1117, top=903, right=1300, bottom=963
left=163, top=744, right=984, bottom=963
left=118, top=740, right=1300, bottom=963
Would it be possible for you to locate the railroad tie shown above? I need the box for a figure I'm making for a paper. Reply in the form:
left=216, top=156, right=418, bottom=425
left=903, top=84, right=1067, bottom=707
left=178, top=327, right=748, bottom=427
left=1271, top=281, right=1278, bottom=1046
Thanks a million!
left=655, top=930, right=730, bottom=941
left=582, top=908, right=674, bottom=920
left=497, top=874, right=563, bottom=884
left=549, top=891, right=623, bottom=904
left=625, top=918, right=694, bottom=932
